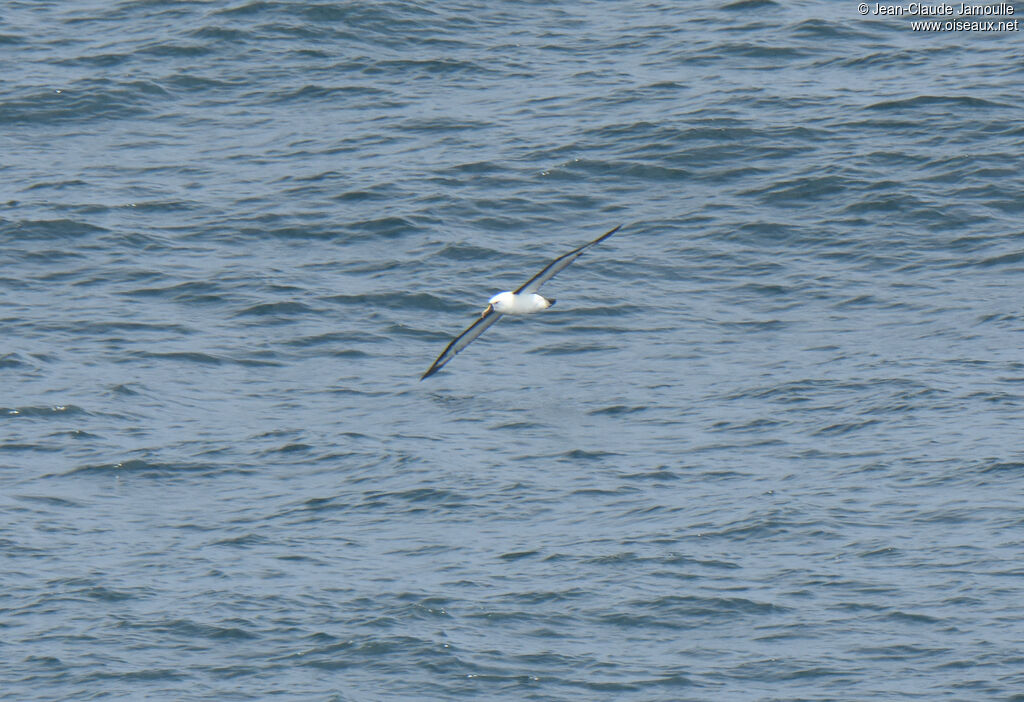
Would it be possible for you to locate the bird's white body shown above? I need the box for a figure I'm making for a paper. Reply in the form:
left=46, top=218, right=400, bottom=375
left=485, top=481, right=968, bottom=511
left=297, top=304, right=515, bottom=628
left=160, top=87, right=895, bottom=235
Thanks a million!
left=486, top=291, right=553, bottom=315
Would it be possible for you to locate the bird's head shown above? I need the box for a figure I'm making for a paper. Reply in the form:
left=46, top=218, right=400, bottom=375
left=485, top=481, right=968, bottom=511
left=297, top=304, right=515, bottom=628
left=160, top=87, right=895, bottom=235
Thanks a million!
left=484, top=291, right=514, bottom=316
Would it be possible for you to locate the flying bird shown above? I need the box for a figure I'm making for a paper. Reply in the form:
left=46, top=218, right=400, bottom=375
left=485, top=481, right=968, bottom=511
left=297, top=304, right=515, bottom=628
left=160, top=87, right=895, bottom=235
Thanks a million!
left=421, top=224, right=622, bottom=380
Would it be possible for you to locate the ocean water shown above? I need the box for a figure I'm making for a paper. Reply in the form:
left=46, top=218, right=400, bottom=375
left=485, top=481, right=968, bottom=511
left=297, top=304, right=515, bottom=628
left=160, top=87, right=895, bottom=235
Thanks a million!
left=3, top=1, right=1024, bottom=699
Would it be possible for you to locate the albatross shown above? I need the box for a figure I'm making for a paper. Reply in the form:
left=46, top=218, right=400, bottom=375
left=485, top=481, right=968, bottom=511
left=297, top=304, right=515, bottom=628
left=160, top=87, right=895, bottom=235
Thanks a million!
left=421, top=224, right=622, bottom=380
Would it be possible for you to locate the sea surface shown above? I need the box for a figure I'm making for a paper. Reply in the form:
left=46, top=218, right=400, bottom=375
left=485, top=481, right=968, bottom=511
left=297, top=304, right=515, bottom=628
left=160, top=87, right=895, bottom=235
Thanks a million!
left=3, top=1, right=1024, bottom=700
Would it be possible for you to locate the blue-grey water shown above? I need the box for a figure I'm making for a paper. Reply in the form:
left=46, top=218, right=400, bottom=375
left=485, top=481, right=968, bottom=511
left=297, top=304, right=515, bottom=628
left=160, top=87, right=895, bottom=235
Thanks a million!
left=3, top=1, right=1024, bottom=699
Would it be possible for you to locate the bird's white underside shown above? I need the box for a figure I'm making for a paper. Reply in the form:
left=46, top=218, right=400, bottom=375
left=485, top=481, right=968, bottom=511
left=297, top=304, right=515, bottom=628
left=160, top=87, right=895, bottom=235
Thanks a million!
left=487, top=291, right=552, bottom=315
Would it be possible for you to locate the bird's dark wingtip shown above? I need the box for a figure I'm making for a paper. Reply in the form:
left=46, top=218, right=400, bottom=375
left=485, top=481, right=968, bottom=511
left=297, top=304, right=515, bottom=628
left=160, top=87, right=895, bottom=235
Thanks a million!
left=597, top=224, right=623, bottom=243
left=421, top=360, right=447, bottom=379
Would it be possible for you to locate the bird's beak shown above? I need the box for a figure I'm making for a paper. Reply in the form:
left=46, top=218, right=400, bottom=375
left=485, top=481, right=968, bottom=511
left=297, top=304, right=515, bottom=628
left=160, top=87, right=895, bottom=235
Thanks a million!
left=481, top=304, right=492, bottom=318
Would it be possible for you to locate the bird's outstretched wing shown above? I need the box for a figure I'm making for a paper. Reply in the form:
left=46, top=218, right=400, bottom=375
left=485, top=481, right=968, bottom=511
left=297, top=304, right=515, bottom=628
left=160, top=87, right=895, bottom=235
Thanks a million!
left=514, top=224, right=622, bottom=294
left=420, top=307, right=503, bottom=380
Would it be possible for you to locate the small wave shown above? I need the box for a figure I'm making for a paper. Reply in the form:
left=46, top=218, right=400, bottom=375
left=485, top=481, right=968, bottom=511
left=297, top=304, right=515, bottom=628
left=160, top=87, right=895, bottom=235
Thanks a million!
left=1, top=218, right=107, bottom=241
left=866, top=95, right=1011, bottom=111
left=235, top=300, right=316, bottom=317
left=0, top=82, right=158, bottom=125
left=723, top=0, right=779, bottom=9
left=3, top=404, right=90, bottom=419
